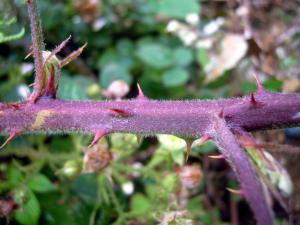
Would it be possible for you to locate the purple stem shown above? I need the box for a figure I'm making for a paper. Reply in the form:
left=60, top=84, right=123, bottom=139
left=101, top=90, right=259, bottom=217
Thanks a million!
left=0, top=92, right=299, bottom=136
left=1, top=89, right=299, bottom=225
left=8, top=1, right=297, bottom=225
left=211, top=117, right=274, bottom=225
left=26, top=0, right=45, bottom=101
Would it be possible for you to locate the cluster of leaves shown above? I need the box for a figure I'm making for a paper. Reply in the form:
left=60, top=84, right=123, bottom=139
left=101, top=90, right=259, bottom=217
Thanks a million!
left=0, top=0, right=300, bottom=225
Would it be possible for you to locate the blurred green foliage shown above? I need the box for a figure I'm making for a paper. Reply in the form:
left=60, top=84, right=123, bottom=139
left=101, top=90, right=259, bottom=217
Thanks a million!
left=0, top=17, right=24, bottom=44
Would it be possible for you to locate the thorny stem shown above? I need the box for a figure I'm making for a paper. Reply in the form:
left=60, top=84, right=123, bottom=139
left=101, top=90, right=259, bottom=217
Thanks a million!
left=26, top=0, right=45, bottom=102
left=1, top=1, right=300, bottom=225
left=1, top=92, right=300, bottom=136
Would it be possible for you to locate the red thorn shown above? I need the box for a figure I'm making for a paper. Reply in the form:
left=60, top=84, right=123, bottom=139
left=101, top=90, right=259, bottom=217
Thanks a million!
left=253, top=73, right=267, bottom=94
left=208, top=154, right=224, bottom=159
left=0, top=131, right=21, bottom=149
left=218, top=108, right=224, bottom=118
left=249, top=93, right=264, bottom=108
left=108, top=108, right=132, bottom=118
left=88, top=131, right=108, bottom=148
left=60, top=42, right=87, bottom=68
left=137, top=83, right=147, bottom=100
left=250, top=93, right=257, bottom=105
left=198, top=135, right=211, bottom=145
left=6, top=103, right=20, bottom=110
left=44, top=35, right=72, bottom=68
left=226, top=187, right=243, bottom=195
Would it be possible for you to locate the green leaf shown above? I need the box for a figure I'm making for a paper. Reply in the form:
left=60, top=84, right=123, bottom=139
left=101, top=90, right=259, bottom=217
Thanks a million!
left=38, top=192, right=79, bottom=225
left=28, top=173, right=56, bottom=193
left=137, top=43, right=172, bottom=69
left=240, top=81, right=257, bottom=94
left=162, top=67, right=189, bottom=87
left=110, top=133, right=139, bottom=151
left=99, top=63, right=132, bottom=88
left=193, top=141, right=216, bottom=154
left=71, top=173, right=98, bottom=204
left=116, top=39, right=134, bottom=56
left=14, top=186, right=31, bottom=206
left=7, top=165, right=23, bottom=186
left=0, top=27, right=25, bottom=44
left=173, top=47, right=193, bottom=67
left=147, top=149, right=168, bottom=168
left=157, top=135, right=186, bottom=165
left=57, top=74, right=93, bottom=100
left=162, top=174, right=180, bottom=192
left=130, top=193, right=151, bottom=215
left=154, top=0, right=200, bottom=19
left=98, top=48, right=134, bottom=70
left=0, top=17, right=17, bottom=26
left=264, top=78, right=283, bottom=92
left=15, top=191, right=41, bottom=225
left=197, top=48, right=209, bottom=67
left=171, top=149, right=184, bottom=166
left=158, top=135, right=186, bottom=149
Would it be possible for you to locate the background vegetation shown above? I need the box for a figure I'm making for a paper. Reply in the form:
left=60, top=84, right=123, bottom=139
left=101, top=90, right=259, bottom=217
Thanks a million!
left=0, top=0, right=300, bottom=224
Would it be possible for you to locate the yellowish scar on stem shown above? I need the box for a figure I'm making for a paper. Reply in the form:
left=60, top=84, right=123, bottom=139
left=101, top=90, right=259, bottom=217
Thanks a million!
left=32, top=110, right=55, bottom=129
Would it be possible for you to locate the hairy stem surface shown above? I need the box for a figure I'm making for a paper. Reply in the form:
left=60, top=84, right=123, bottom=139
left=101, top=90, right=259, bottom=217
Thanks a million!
left=1, top=92, right=300, bottom=136
left=26, top=0, right=45, bottom=100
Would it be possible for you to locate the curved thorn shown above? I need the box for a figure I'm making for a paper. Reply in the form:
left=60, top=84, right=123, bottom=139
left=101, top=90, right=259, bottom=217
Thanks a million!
left=249, top=93, right=264, bottom=108
left=253, top=73, right=267, bottom=94
left=6, top=103, right=20, bottom=110
left=25, top=51, right=33, bottom=59
left=250, top=93, right=257, bottom=105
left=60, top=42, right=87, bottom=68
left=0, top=131, right=21, bottom=150
left=25, top=44, right=33, bottom=59
left=44, top=35, right=72, bottom=69
left=218, top=108, right=224, bottom=118
left=198, top=135, right=211, bottom=145
left=88, top=131, right=108, bottom=148
left=137, top=83, right=147, bottom=100
left=226, top=187, right=244, bottom=195
left=208, top=154, right=224, bottom=159
left=108, top=108, right=132, bottom=118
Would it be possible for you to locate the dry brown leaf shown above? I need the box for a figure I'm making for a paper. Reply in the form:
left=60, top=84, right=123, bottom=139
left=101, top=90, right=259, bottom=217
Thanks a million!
left=205, top=34, right=248, bottom=83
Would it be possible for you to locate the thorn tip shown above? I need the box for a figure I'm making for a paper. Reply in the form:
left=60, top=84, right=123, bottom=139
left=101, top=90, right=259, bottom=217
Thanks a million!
left=108, top=108, right=132, bottom=118
left=208, top=154, right=224, bottom=159
left=218, top=108, right=224, bottom=118
left=198, top=135, right=211, bottom=146
left=253, top=73, right=267, bottom=94
left=250, top=93, right=256, bottom=105
left=137, top=83, right=147, bottom=100
left=249, top=93, right=264, bottom=108
left=0, top=131, right=21, bottom=149
left=88, top=131, right=108, bottom=148
left=226, top=187, right=243, bottom=195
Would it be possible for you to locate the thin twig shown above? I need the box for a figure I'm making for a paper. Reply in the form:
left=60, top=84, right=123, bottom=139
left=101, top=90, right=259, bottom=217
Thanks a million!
left=25, top=0, right=45, bottom=102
